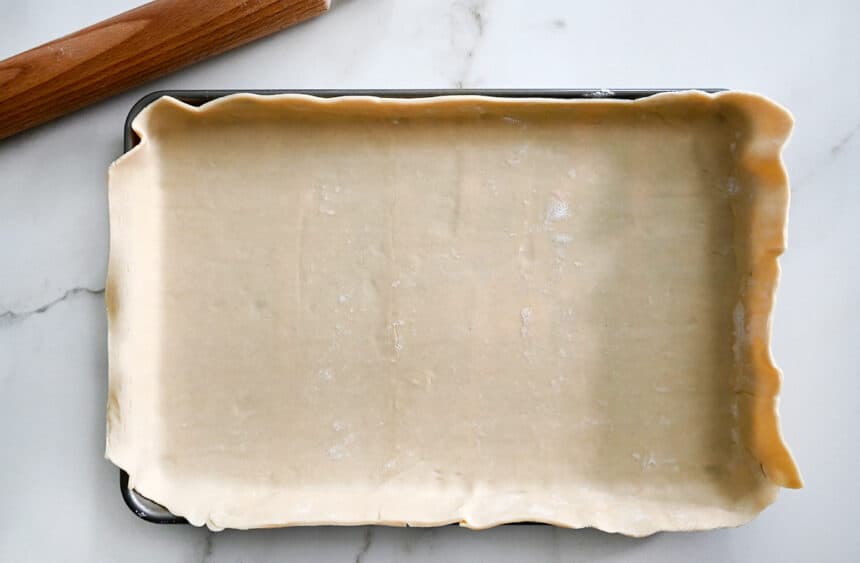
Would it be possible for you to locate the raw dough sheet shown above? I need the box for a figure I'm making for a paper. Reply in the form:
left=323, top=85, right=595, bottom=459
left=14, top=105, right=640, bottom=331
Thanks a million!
left=106, top=91, right=801, bottom=535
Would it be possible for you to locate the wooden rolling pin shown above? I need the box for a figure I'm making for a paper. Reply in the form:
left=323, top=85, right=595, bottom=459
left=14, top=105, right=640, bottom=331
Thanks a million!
left=0, top=0, right=331, bottom=140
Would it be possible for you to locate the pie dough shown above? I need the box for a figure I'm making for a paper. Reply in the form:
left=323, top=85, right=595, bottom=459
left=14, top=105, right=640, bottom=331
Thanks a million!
left=106, top=91, right=801, bottom=535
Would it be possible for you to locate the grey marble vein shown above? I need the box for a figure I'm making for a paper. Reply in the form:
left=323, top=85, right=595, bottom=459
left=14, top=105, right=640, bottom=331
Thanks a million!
left=199, top=531, right=214, bottom=563
left=0, top=286, right=104, bottom=326
left=450, top=0, right=487, bottom=88
left=829, top=121, right=860, bottom=157
left=355, top=527, right=375, bottom=563
left=793, top=120, right=860, bottom=191
left=468, top=1, right=485, bottom=35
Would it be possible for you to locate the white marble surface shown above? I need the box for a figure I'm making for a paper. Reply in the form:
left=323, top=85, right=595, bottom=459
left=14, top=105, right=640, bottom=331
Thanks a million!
left=1, top=0, right=858, bottom=561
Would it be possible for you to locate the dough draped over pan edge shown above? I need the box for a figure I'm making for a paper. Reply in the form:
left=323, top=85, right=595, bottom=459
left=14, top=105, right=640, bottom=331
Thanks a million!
left=106, top=91, right=801, bottom=534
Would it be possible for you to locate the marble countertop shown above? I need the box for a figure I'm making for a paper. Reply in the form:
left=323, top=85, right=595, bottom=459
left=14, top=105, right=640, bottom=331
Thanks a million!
left=1, top=1, right=858, bottom=561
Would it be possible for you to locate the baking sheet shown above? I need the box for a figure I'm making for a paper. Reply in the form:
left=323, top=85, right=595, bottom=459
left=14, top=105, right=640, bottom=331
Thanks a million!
left=107, top=89, right=800, bottom=535
left=118, top=88, right=686, bottom=525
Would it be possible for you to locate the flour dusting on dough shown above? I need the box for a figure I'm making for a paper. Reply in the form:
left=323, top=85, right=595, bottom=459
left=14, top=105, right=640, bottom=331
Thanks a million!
left=392, top=320, right=405, bottom=353
left=506, top=144, right=530, bottom=165
left=732, top=302, right=746, bottom=364
left=520, top=307, right=532, bottom=338
left=545, top=195, right=570, bottom=222
left=632, top=452, right=658, bottom=471
left=328, top=420, right=355, bottom=460
left=726, top=176, right=739, bottom=195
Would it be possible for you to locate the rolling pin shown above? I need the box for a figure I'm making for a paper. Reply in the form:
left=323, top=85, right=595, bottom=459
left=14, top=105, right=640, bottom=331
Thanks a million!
left=0, top=0, right=331, bottom=140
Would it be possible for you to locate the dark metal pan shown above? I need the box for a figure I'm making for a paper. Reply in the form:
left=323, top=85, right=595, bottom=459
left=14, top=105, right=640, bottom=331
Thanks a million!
left=118, top=87, right=723, bottom=524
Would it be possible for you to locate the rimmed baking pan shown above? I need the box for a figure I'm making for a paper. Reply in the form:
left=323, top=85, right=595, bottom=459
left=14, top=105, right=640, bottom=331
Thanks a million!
left=119, top=88, right=703, bottom=525
left=111, top=87, right=799, bottom=533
